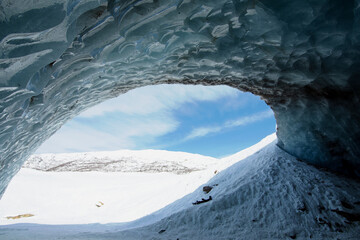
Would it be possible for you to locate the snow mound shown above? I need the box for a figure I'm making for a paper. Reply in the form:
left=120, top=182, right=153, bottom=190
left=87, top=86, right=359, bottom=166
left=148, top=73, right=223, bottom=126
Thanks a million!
left=113, top=143, right=360, bottom=239
left=24, top=149, right=219, bottom=174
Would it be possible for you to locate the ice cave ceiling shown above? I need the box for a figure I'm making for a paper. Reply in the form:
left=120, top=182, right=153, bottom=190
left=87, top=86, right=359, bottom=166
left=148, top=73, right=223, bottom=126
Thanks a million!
left=0, top=0, right=360, bottom=196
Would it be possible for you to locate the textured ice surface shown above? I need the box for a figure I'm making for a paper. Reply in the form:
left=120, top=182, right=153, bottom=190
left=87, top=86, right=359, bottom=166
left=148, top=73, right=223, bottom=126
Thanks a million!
left=1, top=0, right=360, bottom=195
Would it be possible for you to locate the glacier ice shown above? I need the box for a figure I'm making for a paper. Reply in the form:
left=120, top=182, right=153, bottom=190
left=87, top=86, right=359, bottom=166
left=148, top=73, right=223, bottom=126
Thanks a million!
left=0, top=0, right=360, bottom=196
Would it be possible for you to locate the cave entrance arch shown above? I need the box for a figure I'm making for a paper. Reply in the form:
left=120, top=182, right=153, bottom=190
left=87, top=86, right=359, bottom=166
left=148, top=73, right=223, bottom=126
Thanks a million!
left=1, top=0, right=360, bottom=199
left=35, top=84, right=276, bottom=157
left=0, top=84, right=276, bottom=224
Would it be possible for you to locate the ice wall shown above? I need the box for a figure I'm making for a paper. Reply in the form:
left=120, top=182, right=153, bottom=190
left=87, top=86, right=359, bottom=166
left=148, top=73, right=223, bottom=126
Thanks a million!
left=0, top=0, right=360, bottom=196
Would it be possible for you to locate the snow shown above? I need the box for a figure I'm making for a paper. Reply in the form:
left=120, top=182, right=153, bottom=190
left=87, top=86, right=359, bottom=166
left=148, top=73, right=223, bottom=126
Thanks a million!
left=0, top=170, right=214, bottom=225
left=0, top=135, right=275, bottom=226
left=23, top=149, right=219, bottom=174
left=1, top=134, right=359, bottom=239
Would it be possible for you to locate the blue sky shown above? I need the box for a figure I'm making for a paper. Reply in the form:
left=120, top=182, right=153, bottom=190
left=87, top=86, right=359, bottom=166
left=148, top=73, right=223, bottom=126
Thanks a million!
left=36, top=85, right=276, bottom=157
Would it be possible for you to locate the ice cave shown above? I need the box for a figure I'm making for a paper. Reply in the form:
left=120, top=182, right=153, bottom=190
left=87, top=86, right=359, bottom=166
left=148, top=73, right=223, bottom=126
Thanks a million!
left=1, top=0, right=360, bottom=239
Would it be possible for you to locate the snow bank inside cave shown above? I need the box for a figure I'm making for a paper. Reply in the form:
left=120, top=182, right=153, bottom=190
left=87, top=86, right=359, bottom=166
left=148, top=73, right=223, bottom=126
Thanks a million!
left=0, top=134, right=359, bottom=239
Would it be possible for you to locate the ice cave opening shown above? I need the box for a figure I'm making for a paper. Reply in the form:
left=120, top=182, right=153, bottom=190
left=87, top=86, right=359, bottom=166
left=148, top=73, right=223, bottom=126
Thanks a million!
left=35, top=84, right=276, bottom=157
left=1, top=0, right=360, bottom=238
left=0, top=84, right=276, bottom=225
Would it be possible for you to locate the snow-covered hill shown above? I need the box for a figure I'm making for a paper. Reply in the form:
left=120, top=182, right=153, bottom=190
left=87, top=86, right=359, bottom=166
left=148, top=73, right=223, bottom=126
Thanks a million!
left=0, top=134, right=276, bottom=226
left=24, top=150, right=219, bottom=174
left=116, top=142, right=360, bottom=240
left=1, top=134, right=359, bottom=239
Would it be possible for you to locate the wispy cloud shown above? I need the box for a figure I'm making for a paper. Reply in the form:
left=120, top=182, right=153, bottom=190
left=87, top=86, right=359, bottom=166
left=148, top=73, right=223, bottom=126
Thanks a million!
left=79, top=84, right=239, bottom=117
left=37, top=122, right=136, bottom=153
left=36, top=85, right=239, bottom=153
left=184, top=127, right=222, bottom=140
left=184, top=110, right=274, bottom=141
left=225, top=110, right=274, bottom=128
left=37, top=114, right=179, bottom=153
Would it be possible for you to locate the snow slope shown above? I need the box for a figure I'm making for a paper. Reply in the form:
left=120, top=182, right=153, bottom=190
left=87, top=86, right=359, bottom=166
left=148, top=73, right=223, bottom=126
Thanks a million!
left=1, top=134, right=360, bottom=239
left=104, top=143, right=360, bottom=240
left=0, top=136, right=274, bottom=226
left=0, top=151, right=220, bottom=225
left=0, top=170, right=215, bottom=225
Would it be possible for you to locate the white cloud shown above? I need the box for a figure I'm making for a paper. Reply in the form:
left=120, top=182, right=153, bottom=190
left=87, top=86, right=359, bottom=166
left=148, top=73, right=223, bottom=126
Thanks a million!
left=36, top=115, right=179, bottom=153
left=36, top=123, right=134, bottom=153
left=36, top=85, right=238, bottom=153
left=184, top=127, right=222, bottom=141
left=184, top=110, right=274, bottom=141
left=79, top=84, right=239, bottom=117
left=225, top=110, right=274, bottom=128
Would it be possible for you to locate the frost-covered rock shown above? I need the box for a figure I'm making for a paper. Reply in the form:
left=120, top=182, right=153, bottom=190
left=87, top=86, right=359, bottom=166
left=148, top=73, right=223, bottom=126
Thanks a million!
left=1, top=0, right=360, bottom=196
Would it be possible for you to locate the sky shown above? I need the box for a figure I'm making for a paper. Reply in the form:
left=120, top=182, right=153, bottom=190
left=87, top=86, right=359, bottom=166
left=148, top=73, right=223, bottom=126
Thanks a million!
left=36, top=85, right=276, bottom=158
